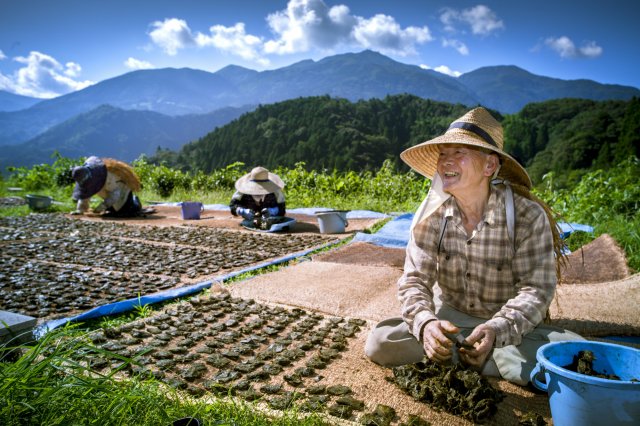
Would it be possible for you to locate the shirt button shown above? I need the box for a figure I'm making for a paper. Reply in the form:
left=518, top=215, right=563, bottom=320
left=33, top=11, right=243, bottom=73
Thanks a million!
left=469, top=303, right=475, bottom=308
left=466, top=240, right=471, bottom=245
left=466, top=272, right=471, bottom=279
left=445, top=255, right=450, bottom=260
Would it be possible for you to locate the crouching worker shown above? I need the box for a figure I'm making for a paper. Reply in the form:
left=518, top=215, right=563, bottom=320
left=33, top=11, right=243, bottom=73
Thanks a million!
left=71, top=156, right=145, bottom=217
left=365, top=107, right=584, bottom=386
left=230, top=166, right=286, bottom=229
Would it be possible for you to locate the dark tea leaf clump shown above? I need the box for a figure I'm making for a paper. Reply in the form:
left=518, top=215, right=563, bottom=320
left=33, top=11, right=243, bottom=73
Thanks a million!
left=563, top=350, right=622, bottom=380
left=392, top=360, right=504, bottom=423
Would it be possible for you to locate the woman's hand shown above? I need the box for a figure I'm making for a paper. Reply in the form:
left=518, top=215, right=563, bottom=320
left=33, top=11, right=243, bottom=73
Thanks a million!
left=459, top=323, right=496, bottom=369
left=421, top=320, right=459, bottom=363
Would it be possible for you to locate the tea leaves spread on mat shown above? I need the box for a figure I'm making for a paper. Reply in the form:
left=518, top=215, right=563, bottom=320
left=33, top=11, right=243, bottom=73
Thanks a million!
left=82, top=291, right=372, bottom=421
left=0, top=213, right=333, bottom=321
left=391, top=360, right=505, bottom=423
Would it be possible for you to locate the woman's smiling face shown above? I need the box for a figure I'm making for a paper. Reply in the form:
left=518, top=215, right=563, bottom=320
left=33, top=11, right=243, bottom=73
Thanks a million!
left=436, top=144, right=498, bottom=197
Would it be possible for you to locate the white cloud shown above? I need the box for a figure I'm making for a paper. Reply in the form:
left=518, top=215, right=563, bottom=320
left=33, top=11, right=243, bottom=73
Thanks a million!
left=544, top=36, right=603, bottom=58
left=442, top=38, right=469, bottom=55
left=124, top=57, right=155, bottom=70
left=195, top=23, right=268, bottom=66
left=0, top=49, right=6, bottom=60
left=352, top=14, right=431, bottom=56
left=148, top=18, right=194, bottom=55
left=147, top=1, right=433, bottom=65
left=265, top=0, right=432, bottom=56
left=0, top=51, right=93, bottom=98
left=264, top=0, right=357, bottom=54
left=64, top=62, right=82, bottom=77
left=420, top=63, right=462, bottom=77
left=440, top=5, right=504, bottom=35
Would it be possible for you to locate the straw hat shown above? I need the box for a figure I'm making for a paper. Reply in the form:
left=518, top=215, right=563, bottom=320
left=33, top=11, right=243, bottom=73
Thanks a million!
left=72, top=156, right=108, bottom=200
left=235, top=166, right=285, bottom=195
left=103, top=158, right=141, bottom=192
left=400, top=107, right=532, bottom=188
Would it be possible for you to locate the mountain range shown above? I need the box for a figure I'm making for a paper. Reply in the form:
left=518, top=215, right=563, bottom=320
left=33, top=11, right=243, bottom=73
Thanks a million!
left=1, top=50, right=638, bottom=172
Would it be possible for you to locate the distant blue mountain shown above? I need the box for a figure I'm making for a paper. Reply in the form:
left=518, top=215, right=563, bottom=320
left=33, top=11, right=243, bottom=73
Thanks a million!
left=1, top=50, right=638, bottom=169
left=0, top=90, right=42, bottom=112
left=0, top=104, right=253, bottom=172
left=458, top=65, right=640, bottom=113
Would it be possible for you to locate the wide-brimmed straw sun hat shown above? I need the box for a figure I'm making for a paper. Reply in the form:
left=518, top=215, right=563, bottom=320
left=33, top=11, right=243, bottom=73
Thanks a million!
left=400, top=107, right=532, bottom=188
left=72, top=156, right=108, bottom=200
left=235, top=166, right=285, bottom=195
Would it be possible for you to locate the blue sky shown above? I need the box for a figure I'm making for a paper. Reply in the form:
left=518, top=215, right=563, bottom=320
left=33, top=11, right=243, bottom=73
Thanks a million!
left=1, top=0, right=638, bottom=99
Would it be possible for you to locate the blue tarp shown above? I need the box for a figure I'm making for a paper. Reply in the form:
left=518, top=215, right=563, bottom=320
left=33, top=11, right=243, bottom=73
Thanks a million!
left=352, top=213, right=594, bottom=250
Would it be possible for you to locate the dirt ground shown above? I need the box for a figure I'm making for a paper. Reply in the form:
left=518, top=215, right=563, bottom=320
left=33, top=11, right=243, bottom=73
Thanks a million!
left=3, top=204, right=639, bottom=425
left=70, top=205, right=382, bottom=236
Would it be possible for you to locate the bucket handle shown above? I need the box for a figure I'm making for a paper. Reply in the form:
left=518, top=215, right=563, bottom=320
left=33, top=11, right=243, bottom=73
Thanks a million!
left=529, top=363, right=548, bottom=392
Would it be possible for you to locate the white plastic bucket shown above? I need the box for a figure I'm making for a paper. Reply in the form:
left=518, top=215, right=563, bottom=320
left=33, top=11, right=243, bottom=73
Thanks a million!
left=315, top=210, right=349, bottom=234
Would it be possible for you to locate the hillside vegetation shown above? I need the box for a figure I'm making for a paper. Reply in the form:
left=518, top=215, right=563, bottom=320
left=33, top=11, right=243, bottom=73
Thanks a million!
left=152, top=95, right=639, bottom=189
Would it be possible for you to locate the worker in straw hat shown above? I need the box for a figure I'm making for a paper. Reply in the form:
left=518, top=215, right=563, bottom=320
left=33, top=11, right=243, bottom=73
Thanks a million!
left=71, top=156, right=145, bottom=217
left=230, top=166, right=286, bottom=225
left=365, top=107, right=584, bottom=385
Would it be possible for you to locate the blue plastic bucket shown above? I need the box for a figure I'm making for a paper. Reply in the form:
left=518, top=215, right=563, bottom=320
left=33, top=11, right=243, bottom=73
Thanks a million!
left=530, top=341, right=640, bottom=425
left=180, top=202, right=204, bottom=220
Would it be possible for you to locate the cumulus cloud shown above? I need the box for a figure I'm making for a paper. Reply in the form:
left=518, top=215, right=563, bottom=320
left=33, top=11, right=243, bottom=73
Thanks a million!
left=148, top=18, right=195, bottom=55
left=147, top=1, right=433, bottom=65
left=265, top=0, right=431, bottom=56
left=195, top=23, right=268, bottom=65
left=544, top=36, right=603, bottom=58
left=442, top=38, right=469, bottom=55
left=420, top=63, right=462, bottom=77
left=264, top=0, right=356, bottom=53
left=0, top=51, right=93, bottom=98
left=441, top=5, right=504, bottom=35
left=64, top=62, right=82, bottom=77
left=125, top=57, right=155, bottom=70
left=0, top=49, right=6, bottom=60
left=351, top=14, right=431, bottom=55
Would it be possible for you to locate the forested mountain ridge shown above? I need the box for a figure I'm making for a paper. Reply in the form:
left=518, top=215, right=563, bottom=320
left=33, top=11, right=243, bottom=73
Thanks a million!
left=152, top=95, right=640, bottom=189
left=503, top=97, right=640, bottom=185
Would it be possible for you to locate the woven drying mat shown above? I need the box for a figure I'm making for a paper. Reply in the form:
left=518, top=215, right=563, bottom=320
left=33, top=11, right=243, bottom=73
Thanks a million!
left=561, top=234, right=631, bottom=284
left=314, top=241, right=405, bottom=269
left=550, top=273, right=640, bottom=337
left=308, top=324, right=552, bottom=426
left=228, top=260, right=403, bottom=322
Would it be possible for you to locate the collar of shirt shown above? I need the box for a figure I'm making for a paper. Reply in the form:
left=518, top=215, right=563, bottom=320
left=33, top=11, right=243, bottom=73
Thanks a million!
left=443, top=186, right=501, bottom=234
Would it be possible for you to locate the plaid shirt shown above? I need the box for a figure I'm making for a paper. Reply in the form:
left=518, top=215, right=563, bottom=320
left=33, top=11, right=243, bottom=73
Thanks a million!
left=398, top=185, right=556, bottom=348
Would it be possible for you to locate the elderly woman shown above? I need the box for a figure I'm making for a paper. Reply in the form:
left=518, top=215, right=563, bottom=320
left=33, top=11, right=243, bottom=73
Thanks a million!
left=365, top=107, right=583, bottom=385
left=230, top=166, right=286, bottom=222
left=71, top=156, right=144, bottom=217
